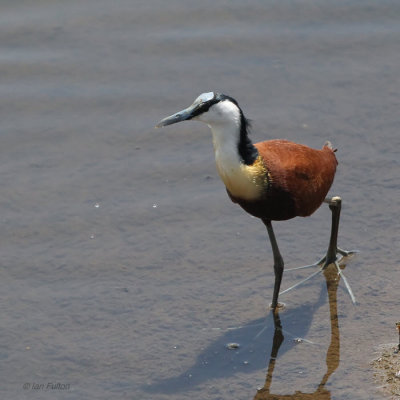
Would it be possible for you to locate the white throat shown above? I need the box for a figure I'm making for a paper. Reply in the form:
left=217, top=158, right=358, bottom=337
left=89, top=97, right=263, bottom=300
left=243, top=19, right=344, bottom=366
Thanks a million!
left=201, top=102, right=261, bottom=201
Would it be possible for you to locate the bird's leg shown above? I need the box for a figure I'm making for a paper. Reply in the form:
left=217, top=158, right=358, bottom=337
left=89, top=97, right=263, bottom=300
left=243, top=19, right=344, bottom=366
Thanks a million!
left=322, top=196, right=359, bottom=266
left=281, top=196, right=358, bottom=303
left=325, top=196, right=342, bottom=265
left=262, top=219, right=285, bottom=310
left=286, top=196, right=358, bottom=273
left=324, top=196, right=357, bottom=303
left=323, top=196, right=358, bottom=263
left=256, top=311, right=284, bottom=398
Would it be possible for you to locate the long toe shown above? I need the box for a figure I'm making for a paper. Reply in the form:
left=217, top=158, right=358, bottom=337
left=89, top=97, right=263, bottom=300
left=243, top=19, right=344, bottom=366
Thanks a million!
left=280, top=248, right=359, bottom=298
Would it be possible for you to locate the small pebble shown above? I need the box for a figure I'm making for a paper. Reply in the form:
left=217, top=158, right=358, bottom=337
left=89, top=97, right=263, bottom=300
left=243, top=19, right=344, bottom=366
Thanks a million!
left=226, top=342, right=240, bottom=350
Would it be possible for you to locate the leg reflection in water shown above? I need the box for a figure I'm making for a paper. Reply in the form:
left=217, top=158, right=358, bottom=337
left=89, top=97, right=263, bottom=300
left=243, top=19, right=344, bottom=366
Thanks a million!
left=254, top=263, right=342, bottom=400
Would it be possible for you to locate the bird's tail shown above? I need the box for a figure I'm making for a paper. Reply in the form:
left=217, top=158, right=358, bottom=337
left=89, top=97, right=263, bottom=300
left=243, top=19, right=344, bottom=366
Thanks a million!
left=324, top=140, right=337, bottom=152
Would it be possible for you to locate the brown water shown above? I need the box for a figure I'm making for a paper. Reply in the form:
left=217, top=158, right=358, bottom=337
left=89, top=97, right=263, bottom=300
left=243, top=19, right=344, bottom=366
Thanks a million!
left=1, top=1, right=399, bottom=399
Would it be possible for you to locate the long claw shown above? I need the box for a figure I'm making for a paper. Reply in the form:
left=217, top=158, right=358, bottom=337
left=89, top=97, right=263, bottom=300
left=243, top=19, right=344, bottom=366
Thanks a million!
left=337, top=248, right=359, bottom=257
left=279, top=196, right=358, bottom=305
left=282, top=249, right=358, bottom=302
left=280, top=268, right=323, bottom=295
left=334, top=261, right=357, bottom=304
left=337, top=248, right=359, bottom=266
left=286, top=248, right=359, bottom=271
left=286, top=256, right=326, bottom=271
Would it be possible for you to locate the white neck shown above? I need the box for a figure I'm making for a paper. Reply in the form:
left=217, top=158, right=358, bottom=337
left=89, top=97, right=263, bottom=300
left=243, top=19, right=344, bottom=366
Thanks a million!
left=209, top=122, right=261, bottom=200
left=195, top=100, right=244, bottom=176
left=210, top=119, right=241, bottom=165
left=194, top=99, right=262, bottom=200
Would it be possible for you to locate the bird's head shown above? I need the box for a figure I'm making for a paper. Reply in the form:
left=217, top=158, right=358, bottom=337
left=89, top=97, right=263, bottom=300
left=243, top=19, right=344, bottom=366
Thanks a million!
left=156, top=92, right=243, bottom=128
left=156, top=92, right=256, bottom=165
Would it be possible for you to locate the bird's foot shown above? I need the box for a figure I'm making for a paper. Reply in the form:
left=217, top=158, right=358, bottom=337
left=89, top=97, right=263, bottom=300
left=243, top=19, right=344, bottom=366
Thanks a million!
left=336, top=247, right=359, bottom=264
left=269, top=302, right=286, bottom=312
left=280, top=247, right=359, bottom=304
left=286, top=247, right=358, bottom=272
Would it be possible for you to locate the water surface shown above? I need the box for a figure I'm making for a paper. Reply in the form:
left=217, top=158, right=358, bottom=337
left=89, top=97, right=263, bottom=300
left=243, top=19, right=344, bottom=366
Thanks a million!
left=0, top=1, right=399, bottom=399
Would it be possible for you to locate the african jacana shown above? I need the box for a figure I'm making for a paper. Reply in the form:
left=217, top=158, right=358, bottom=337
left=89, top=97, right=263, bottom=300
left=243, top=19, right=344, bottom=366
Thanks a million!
left=156, top=92, right=355, bottom=309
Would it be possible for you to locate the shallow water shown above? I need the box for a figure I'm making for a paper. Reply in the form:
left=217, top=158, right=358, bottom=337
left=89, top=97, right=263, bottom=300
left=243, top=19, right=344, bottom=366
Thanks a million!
left=0, top=1, right=399, bottom=399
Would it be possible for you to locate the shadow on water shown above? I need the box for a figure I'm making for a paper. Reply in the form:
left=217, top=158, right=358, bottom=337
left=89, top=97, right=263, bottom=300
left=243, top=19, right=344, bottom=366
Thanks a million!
left=144, top=262, right=345, bottom=397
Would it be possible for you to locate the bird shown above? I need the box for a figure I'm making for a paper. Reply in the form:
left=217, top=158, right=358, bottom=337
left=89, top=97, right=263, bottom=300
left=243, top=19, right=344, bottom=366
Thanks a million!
left=156, top=92, right=356, bottom=310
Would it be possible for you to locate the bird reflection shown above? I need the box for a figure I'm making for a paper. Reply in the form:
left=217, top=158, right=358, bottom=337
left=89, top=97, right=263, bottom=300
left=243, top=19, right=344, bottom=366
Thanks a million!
left=144, top=260, right=351, bottom=397
left=254, top=263, right=343, bottom=400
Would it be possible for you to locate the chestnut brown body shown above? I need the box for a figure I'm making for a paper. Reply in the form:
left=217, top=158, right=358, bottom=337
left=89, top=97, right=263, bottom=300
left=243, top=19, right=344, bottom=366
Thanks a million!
left=228, top=139, right=338, bottom=221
